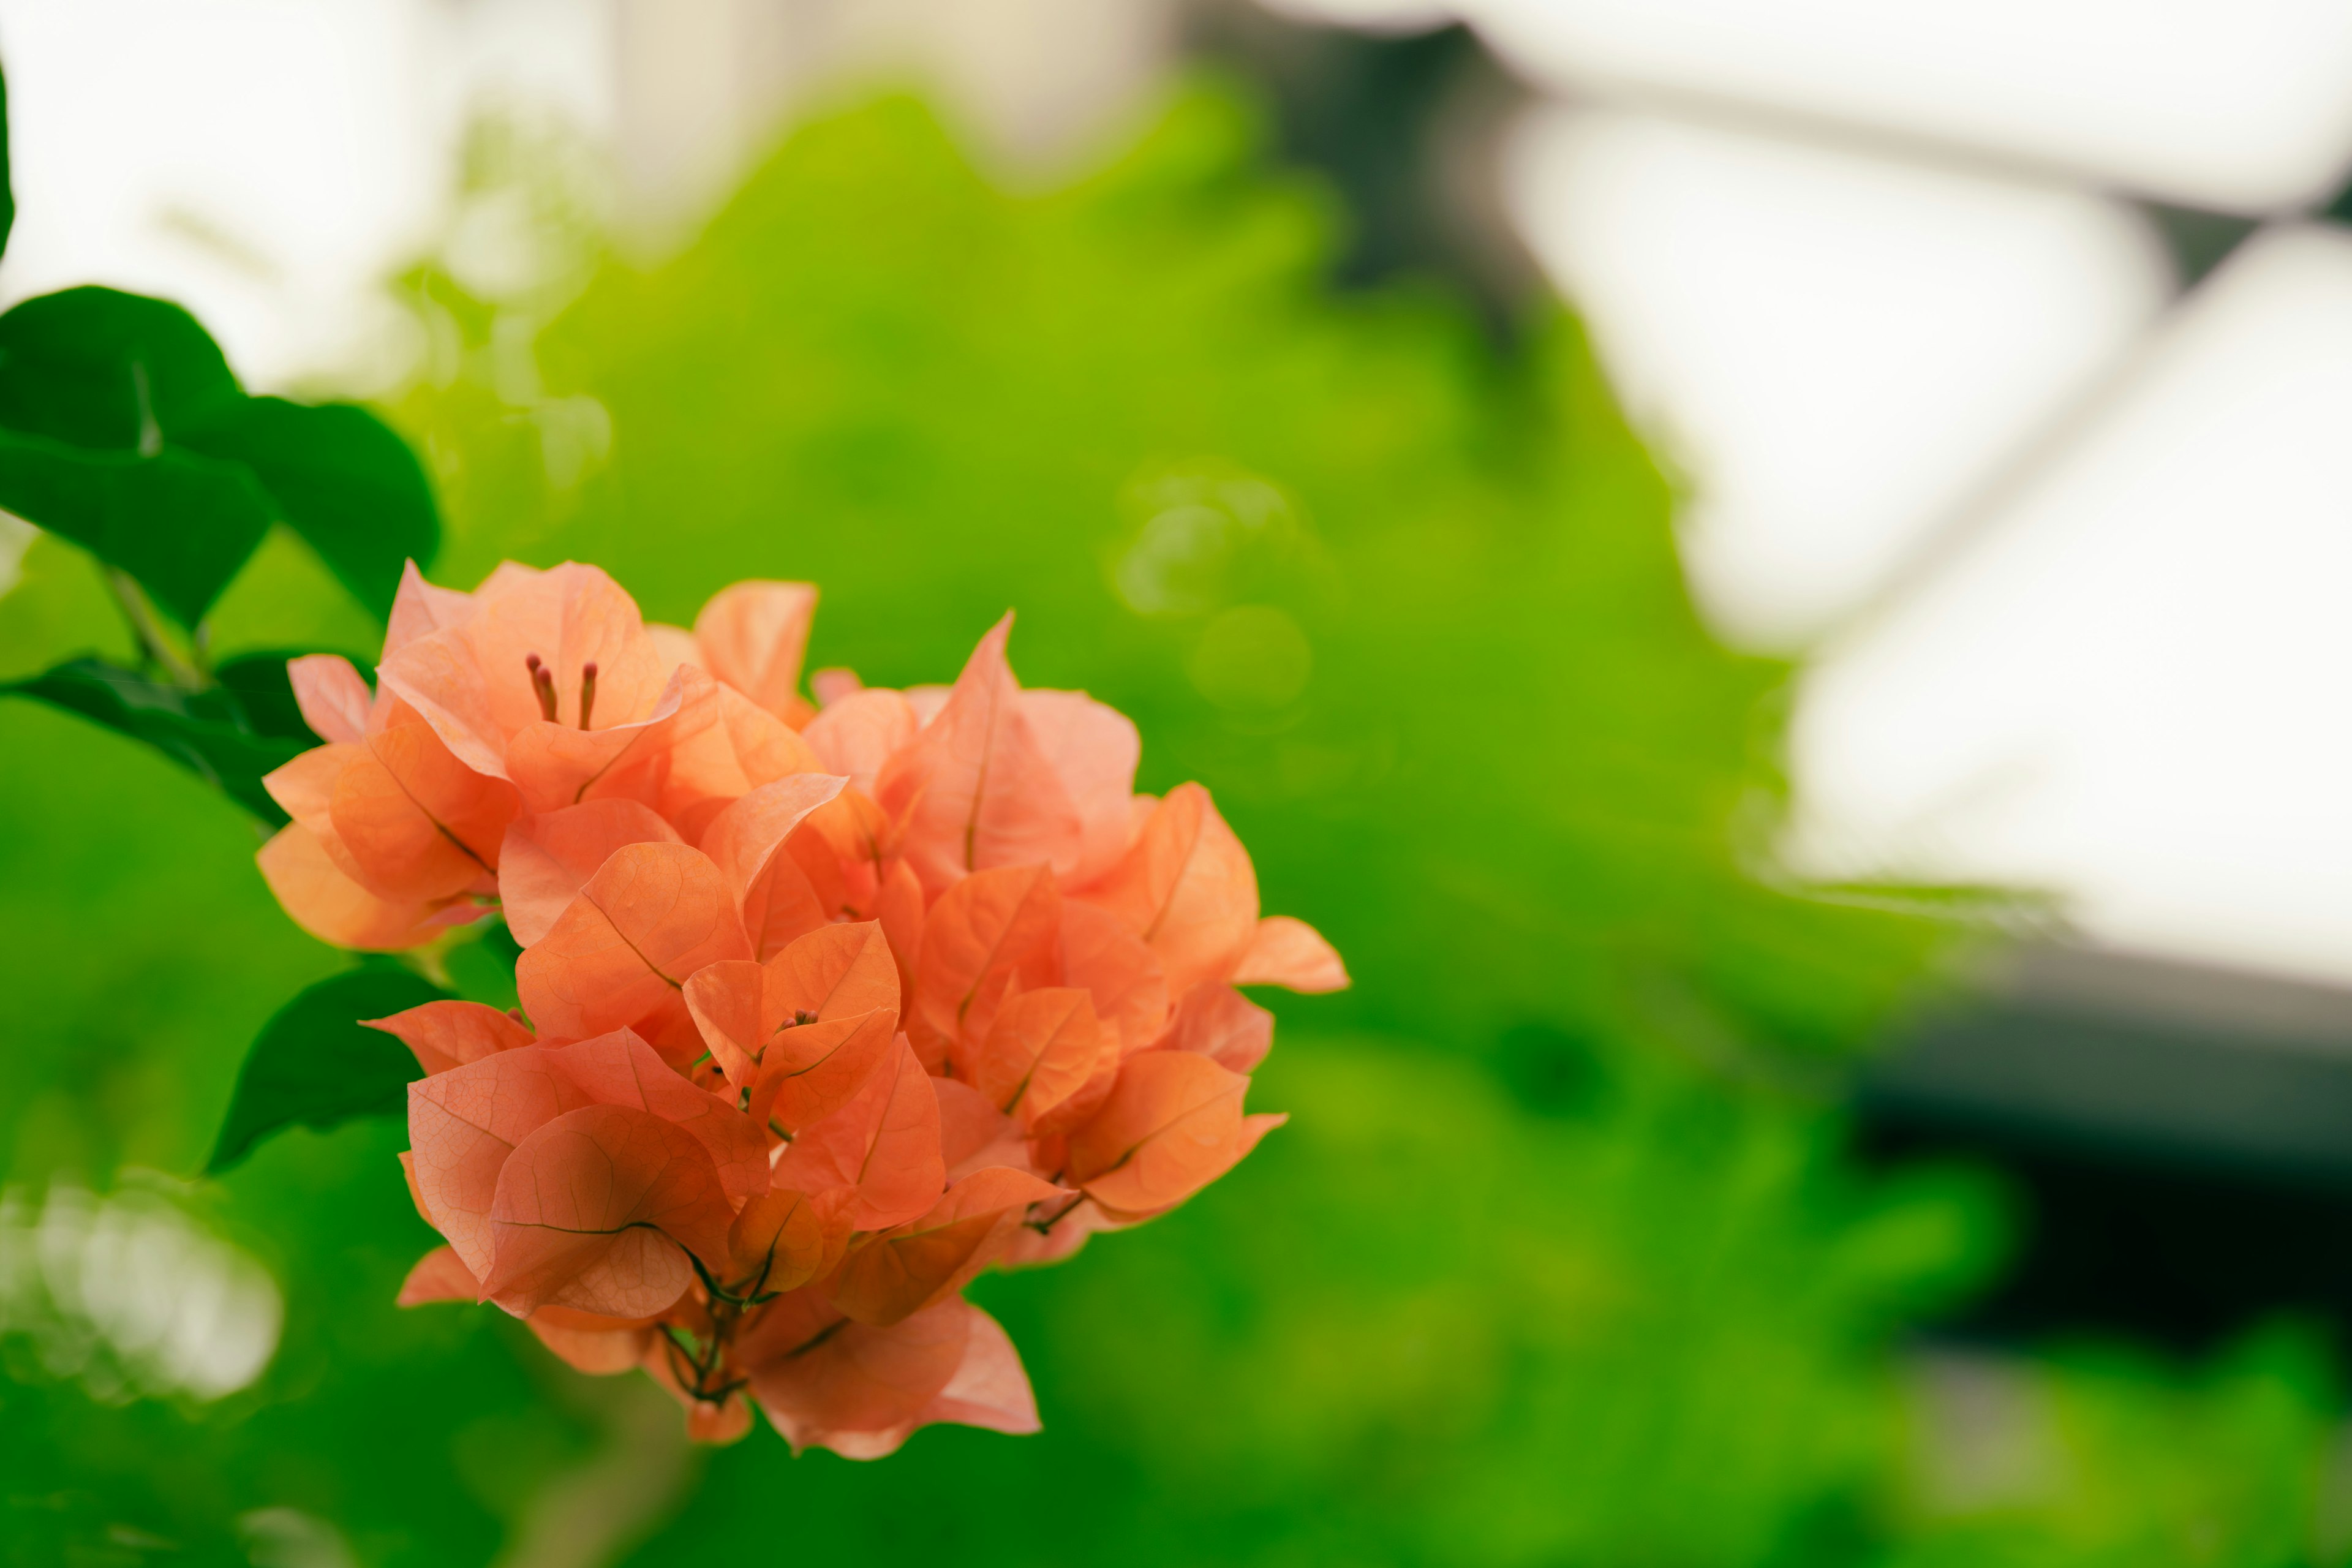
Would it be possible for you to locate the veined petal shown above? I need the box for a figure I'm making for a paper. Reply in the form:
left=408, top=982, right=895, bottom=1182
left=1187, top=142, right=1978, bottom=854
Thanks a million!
left=516, top=842, right=751, bottom=1042
left=366, top=999, right=534, bottom=1076
left=693, top=580, right=818, bottom=722
left=483, top=1104, right=731, bottom=1319
left=875, top=614, right=1081, bottom=894
left=499, top=799, right=682, bottom=948
left=1232, top=914, right=1349, bottom=993
left=287, top=654, right=372, bottom=745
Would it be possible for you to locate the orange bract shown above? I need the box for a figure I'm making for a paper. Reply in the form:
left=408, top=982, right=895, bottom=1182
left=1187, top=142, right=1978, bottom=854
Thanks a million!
left=771, top=1037, right=944, bottom=1232
left=908, top=862, right=1060, bottom=1071
left=1076, top=782, right=1261, bottom=995
left=365, top=999, right=534, bottom=1076
left=829, top=1166, right=1066, bottom=1326
left=516, top=842, right=752, bottom=1041
left=484, top=1104, right=735, bottom=1319
left=271, top=563, right=1341, bottom=1455
left=499, top=799, right=681, bottom=946
left=692, top=581, right=819, bottom=725
left=1066, top=1049, right=1283, bottom=1215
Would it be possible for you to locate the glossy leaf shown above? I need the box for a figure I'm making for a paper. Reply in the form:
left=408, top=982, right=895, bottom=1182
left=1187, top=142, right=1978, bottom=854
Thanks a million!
left=0, top=288, right=439, bottom=624
left=0, top=61, right=12, bottom=262
left=213, top=649, right=345, bottom=742
left=2, top=657, right=307, bottom=824
left=208, top=962, right=448, bottom=1172
left=0, top=287, right=243, bottom=449
left=176, top=396, right=439, bottom=619
left=0, top=430, right=275, bottom=627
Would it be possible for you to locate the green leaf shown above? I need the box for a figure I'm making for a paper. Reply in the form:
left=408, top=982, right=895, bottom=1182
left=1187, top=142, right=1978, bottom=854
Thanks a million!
left=181, top=398, right=440, bottom=619
left=213, top=649, right=345, bottom=743
left=1, top=657, right=306, bottom=823
left=0, top=287, right=243, bottom=450
left=0, top=428, right=277, bottom=627
left=0, top=288, right=442, bottom=625
left=0, top=60, right=15, bottom=263
left=208, top=963, right=447, bottom=1174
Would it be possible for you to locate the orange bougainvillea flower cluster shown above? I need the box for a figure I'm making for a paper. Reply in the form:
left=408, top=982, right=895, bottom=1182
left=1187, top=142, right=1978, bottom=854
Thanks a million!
left=258, top=561, right=1345, bottom=1456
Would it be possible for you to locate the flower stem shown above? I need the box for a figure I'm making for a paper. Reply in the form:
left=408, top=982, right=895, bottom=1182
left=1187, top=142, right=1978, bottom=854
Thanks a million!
left=103, top=569, right=208, bottom=691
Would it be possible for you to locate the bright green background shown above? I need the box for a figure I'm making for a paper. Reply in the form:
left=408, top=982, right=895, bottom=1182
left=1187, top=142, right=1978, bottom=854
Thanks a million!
left=2, top=85, right=2343, bottom=1567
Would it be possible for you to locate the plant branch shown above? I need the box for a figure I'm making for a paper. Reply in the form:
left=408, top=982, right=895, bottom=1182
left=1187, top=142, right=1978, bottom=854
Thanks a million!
left=102, top=568, right=208, bottom=690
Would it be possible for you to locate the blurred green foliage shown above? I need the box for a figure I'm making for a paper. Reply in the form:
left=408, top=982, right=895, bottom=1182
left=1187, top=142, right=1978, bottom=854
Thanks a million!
left=2, top=83, right=2345, bottom=1567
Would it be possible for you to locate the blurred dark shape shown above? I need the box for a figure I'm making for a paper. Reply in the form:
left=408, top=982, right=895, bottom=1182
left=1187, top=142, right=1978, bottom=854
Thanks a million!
left=1183, top=2, right=1543, bottom=337
left=1487, top=1019, right=1609, bottom=1118
left=1865, top=944, right=2352, bottom=1350
left=2138, top=202, right=2260, bottom=290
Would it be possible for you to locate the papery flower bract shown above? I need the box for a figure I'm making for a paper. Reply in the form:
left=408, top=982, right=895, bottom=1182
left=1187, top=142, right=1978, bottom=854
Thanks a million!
left=676, top=580, right=820, bottom=726
left=401, top=1028, right=762, bottom=1317
left=270, top=560, right=1344, bottom=1457
left=257, top=573, right=527, bottom=949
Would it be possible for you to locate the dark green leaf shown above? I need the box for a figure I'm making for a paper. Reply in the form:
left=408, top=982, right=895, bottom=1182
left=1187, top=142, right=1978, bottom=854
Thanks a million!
left=0, top=60, right=14, bottom=263
left=214, top=648, right=350, bottom=743
left=0, top=428, right=275, bottom=626
left=181, top=398, right=440, bottom=618
left=207, top=963, right=447, bottom=1173
left=1, top=657, right=306, bottom=823
left=0, top=287, right=442, bottom=624
left=0, top=286, right=243, bottom=449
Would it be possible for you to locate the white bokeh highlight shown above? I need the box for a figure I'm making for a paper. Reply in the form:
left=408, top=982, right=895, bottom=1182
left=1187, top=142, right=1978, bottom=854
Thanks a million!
left=1509, top=108, right=2171, bottom=647
left=1792, top=225, right=2352, bottom=986
left=0, top=1179, right=282, bottom=1403
left=1469, top=0, right=2352, bottom=213
left=0, top=0, right=612, bottom=389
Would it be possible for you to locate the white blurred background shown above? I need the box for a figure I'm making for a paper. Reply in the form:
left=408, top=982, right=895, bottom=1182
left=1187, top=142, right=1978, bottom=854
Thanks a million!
left=9, top=0, right=2352, bottom=995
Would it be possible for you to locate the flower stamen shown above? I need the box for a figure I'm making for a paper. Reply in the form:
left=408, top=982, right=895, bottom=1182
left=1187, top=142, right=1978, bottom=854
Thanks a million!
left=578, top=660, right=598, bottom=730
left=524, top=653, right=559, bottom=722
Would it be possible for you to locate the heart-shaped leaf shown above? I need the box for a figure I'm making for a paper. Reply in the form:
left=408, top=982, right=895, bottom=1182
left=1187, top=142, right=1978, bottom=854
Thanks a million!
left=0, top=286, right=439, bottom=625
left=178, top=396, right=440, bottom=619
left=0, top=430, right=275, bottom=628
